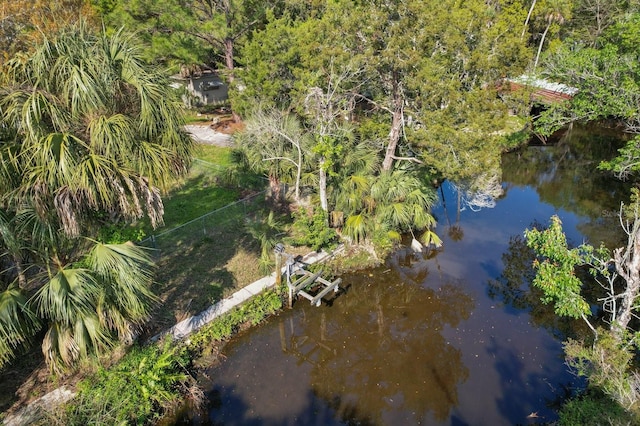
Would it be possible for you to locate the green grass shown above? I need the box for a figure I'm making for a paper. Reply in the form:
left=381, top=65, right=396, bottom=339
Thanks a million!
left=194, top=144, right=235, bottom=166
left=161, top=177, right=239, bottom=230
left=137, top=146, right=241, bottom=236
left=183, top=111, right=212, bottom=124
left=135, top=144, right=275, bottom=335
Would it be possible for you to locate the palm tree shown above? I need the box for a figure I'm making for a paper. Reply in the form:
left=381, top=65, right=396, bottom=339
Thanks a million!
left=245, top=211, right=284, bottom=274
left=332, top=145, right=441, bottom=248
left=0, top=285, right=39, bottom=367
left=35, top=241, right=157, bottom=372
left=331, top=141, right=379, bottom=243
left=369, top=169, right=441, bottom=248
left=0, top=23, right=190, bottom=370
left=0, top=22, right=193, bottom=237
left=533, top=0, right=572, bottom=70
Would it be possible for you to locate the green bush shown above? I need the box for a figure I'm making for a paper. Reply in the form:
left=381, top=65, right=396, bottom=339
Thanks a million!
left=564, top=331, right=640, bottom=410
left=57, top=340, right=190, bottom=425
left=288, top=207, right=338, bottom=251
left=190, top=290, right=282, bottom=347
left=97, top=223, right=146, bottom=244
left=558, top=390, right=636, bottom=426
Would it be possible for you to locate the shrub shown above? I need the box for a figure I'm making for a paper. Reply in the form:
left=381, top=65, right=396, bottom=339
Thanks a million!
left=97, top=223, right=146, bottom=244
left=558, top=390, right=635, bottom=426
left=564, top=331, right=640, bottom=410
left=288, top=207, right=338, bottom=251
left=190, top=289, right=282, bottom=347
left=54, top=340, right=190, bottom=425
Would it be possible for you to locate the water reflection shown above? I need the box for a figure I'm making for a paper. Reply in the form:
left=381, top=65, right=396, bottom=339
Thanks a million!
left=186, top=123, right=630, bottom=425
left=487, top=233, right=590, bottom=341
left=203, top=264, right=475, bottom=425
left=304, top=268, right=475, bottom=424
left=502, top=123, right=629, bottom=248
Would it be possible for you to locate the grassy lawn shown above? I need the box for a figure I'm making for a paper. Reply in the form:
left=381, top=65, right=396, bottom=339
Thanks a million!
left=140, top=144, right=273, bottom=336
left=137, top=145, right=242, bottom=236
left=194, top=144, right=235, bottom=166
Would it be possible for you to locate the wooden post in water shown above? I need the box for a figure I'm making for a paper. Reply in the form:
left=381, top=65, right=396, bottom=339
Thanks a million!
left=288, top=285, right=293, bottom=309
left=274, top=243, right=284, bottom=287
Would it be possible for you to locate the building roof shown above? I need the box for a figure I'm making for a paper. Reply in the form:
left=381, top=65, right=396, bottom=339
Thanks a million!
left=508, top=75, right=578, bottom=95
left=506, top=74, right=578, bottom=103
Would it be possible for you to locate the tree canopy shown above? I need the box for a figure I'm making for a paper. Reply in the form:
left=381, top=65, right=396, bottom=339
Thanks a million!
left=0, top=23, right=192, bottom=370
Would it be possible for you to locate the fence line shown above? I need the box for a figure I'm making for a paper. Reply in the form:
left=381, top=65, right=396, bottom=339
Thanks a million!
left=191, top=157, right=227, bottom=170
left=138, top=189, right=267, bottom=248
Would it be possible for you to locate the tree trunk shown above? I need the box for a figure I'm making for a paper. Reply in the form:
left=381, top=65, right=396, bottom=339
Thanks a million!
left=294, top=139, right=302, bottom=202
left=319, top=159, right=328, bottom=212
left=269, top=175, right=281, bottom=203
left=224, top=37, right=241, bottom=123
left=613, top=220, right=640, bottom=337
left=456, top=187, right=462, bottom=225
left=521, top=0, right=537, bottom=39
left=382, top=91, right=403, bottom=171
left=13, top=254, right=27, bottom=289
left=534, top=21, right=551, bottom=70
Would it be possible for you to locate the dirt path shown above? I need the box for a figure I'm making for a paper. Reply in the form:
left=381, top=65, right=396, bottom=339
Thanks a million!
left=184, top=125, right=234, bottom=147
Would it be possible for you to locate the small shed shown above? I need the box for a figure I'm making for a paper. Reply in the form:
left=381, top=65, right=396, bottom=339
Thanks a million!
left=171, top=68, right=229, bottom=107
left=504, top=75, right=578, bottom=104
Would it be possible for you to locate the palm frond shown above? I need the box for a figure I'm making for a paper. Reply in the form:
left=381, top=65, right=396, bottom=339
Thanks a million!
left=344, top=213, right=369, bottom=244
left=87, top=242, right=157, bottom=335
left=0, top=286, right=40, bottom=367
left=420, top=229, right=443, bottom=248
left=34, top=267, right=100, bottom=325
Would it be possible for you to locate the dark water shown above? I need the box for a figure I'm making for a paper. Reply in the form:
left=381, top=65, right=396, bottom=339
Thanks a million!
left=189, top=125, right=630, bottom=425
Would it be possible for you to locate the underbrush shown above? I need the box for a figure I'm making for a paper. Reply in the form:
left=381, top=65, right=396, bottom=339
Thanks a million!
left=41, top=287, right=284, bottom=425
left=40, top=340, right=194, bottom=425
left=558, top=390, right=637, bottom=426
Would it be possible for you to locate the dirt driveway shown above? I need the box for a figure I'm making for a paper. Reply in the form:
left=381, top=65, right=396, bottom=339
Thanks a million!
left=185, top=125, right=234, bottom=147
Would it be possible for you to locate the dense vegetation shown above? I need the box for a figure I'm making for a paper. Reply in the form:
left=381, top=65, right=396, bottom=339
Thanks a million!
left=2, top=0, right=640, bottom=423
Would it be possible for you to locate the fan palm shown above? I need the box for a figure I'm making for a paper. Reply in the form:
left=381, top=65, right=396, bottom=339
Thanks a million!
left=0, top=285, right=39, bottom=366
left=246, top=211, right=284, bottom=274
left=336, top=160, right=440, bottom=247
left=35, top=241, right=157, bottom=372
left=0, top=22, right=193, bottom=236
left=0, top=23, right=186, bottom=370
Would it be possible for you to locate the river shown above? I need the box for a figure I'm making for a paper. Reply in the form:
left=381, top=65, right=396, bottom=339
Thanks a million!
left=184, top=124, right=630, bottom=425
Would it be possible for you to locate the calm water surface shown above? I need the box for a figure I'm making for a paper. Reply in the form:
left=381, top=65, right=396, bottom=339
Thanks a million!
left=190, top=126, right=629, bottom=425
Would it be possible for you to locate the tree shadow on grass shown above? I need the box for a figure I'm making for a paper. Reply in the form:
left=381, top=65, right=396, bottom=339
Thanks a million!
left=0, top=345, right=48, bottom=414
left=145, top=226, right=264, bottom=337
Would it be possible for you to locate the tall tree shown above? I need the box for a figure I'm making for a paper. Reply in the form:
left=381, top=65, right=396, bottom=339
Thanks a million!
left=319, top=0, right=528, bottom=172
left=522, top=0, right=538, bottom=39
left=567, top=0, right=629, bottom=47
left=533, top=0, right=573, bottom=70
left=101, top=0, right=275, bottom=120
left=301, top=65, right=361, bottom=212
left=0, top=23, right=192, bottom=370
left=535, top=13, right=640, bottom=178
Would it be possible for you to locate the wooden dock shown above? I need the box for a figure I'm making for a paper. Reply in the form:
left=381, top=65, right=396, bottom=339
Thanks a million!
left=287, top=268, right=341, bottom=307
